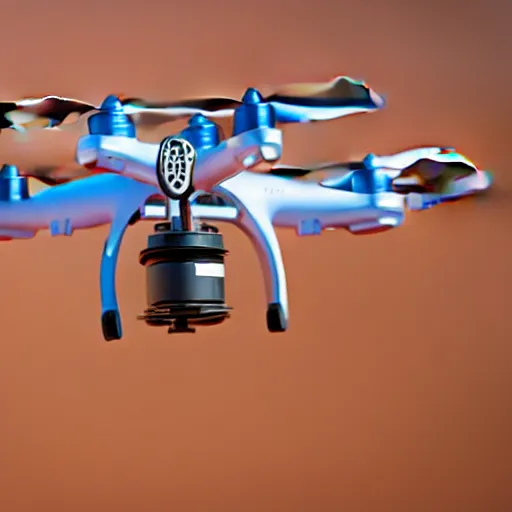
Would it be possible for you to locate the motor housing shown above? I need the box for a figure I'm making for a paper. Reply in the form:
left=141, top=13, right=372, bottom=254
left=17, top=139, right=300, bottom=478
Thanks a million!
left=138, top=222, right=231, bottom=333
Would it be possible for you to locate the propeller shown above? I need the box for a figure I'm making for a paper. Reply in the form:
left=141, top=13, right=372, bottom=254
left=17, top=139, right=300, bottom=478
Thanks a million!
left=270, top=146, right=455, bottom=178
left=392, top=159, right=477, bottom=194
left=121, top=76, right=385, bottom=126
left=0, top=76, right=385, bottom=133
left=0, top=96, right=95, bottom=131
left=269, top=147, right=488, bottom=196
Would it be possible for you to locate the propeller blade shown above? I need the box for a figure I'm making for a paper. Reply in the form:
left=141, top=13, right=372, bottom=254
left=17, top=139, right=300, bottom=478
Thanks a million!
left=0, top=94, right=240, bottom=131
left=0, top=76, right=384, bottom=133
left=266, top=76, right=385, bottom=123
left=121, top=97, right=242, bottom=121
left=266, top=147, right=488, bottom=198
left=109, top=76, right=385, bottom=126
left=392, top=158, right=478, bottom=194
left=269, top=147, right=470, bottom=191
left=0, top=101, right=18, bottom=129
left=0, top=96, right=96, bottom=131
left=292, top=147, right=457, bottom=176
left=368, top=146, right=455, bottom=170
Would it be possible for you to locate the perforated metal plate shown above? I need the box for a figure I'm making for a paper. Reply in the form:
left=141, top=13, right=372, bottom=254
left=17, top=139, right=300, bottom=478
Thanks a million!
left=156, top=137, right=196, bottom=199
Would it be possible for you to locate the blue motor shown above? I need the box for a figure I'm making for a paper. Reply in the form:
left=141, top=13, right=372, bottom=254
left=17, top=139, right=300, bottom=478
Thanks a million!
left=180, top=114, right=220, bottom=151
left=0, top=165, right=29, bottom=201
left=87, top=95, right=136, bottom=138
left=350, top=153, right=392, bottom=194
left=232, top=88, right=276, bottom=136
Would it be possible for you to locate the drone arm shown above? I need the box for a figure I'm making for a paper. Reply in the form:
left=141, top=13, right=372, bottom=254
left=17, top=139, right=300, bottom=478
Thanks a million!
left=100, top=209, right=133, bottom=341
left=193, top=127, right=282, bottom=190
left=236, top=204, right=288, bottom=332
left=76, top=135, right=160, bottom=185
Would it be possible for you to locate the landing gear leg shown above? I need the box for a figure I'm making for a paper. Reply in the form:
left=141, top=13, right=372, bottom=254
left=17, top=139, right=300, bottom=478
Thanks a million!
left=237, top=205, right=289, bottom=332
left=100, top=211, right=132, bottom=341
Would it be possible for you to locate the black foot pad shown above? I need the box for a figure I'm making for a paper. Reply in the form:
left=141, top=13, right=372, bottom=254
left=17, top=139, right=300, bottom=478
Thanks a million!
left=266, top=303, right=288, bottom=332
left=102, top=310, right=123, bottom=341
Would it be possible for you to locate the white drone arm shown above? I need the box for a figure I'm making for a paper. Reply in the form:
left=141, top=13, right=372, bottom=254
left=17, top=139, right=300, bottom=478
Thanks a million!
left=76, top=135, right=159, bottom=184
left=194, top=127, right=282, bottom=190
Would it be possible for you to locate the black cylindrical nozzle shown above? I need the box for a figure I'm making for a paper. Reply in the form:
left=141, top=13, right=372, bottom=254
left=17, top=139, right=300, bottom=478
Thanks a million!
left=138, top=227, right=231, bottom=333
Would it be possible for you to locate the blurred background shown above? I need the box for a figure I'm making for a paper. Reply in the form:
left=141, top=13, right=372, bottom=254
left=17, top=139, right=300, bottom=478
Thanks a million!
left=0, top=0, right=511, bottom=511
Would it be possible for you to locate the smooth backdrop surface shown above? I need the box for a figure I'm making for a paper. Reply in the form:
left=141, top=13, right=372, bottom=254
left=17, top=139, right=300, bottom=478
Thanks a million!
left=0, top=1, right=511, bottom=511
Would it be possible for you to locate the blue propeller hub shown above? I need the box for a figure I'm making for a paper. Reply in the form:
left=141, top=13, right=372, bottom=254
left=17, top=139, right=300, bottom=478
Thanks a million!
left=362, top=153, right=377, bottom=170
left=232, top=88, right=276, bottom=136
left=179, top=114, right=220, bottom=151
left=0, top=165, right=29, bottom=201
left=87, top=95, right=136, bottom=138
left=351, top=153, right=391, bottom=193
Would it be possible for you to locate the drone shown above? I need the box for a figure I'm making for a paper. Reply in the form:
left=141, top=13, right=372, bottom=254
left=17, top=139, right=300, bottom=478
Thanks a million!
left=0, top=77, right=493, bottom=341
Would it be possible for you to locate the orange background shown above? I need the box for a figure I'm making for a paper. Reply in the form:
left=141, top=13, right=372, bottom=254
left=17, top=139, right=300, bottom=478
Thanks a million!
left=0, top=1, right=511, bottom=511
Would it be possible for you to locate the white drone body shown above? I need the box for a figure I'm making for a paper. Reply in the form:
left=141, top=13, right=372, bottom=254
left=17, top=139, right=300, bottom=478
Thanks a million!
left=0, top=145, right=491, bottom=338
left=0, top=80, right=492, bottom=338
